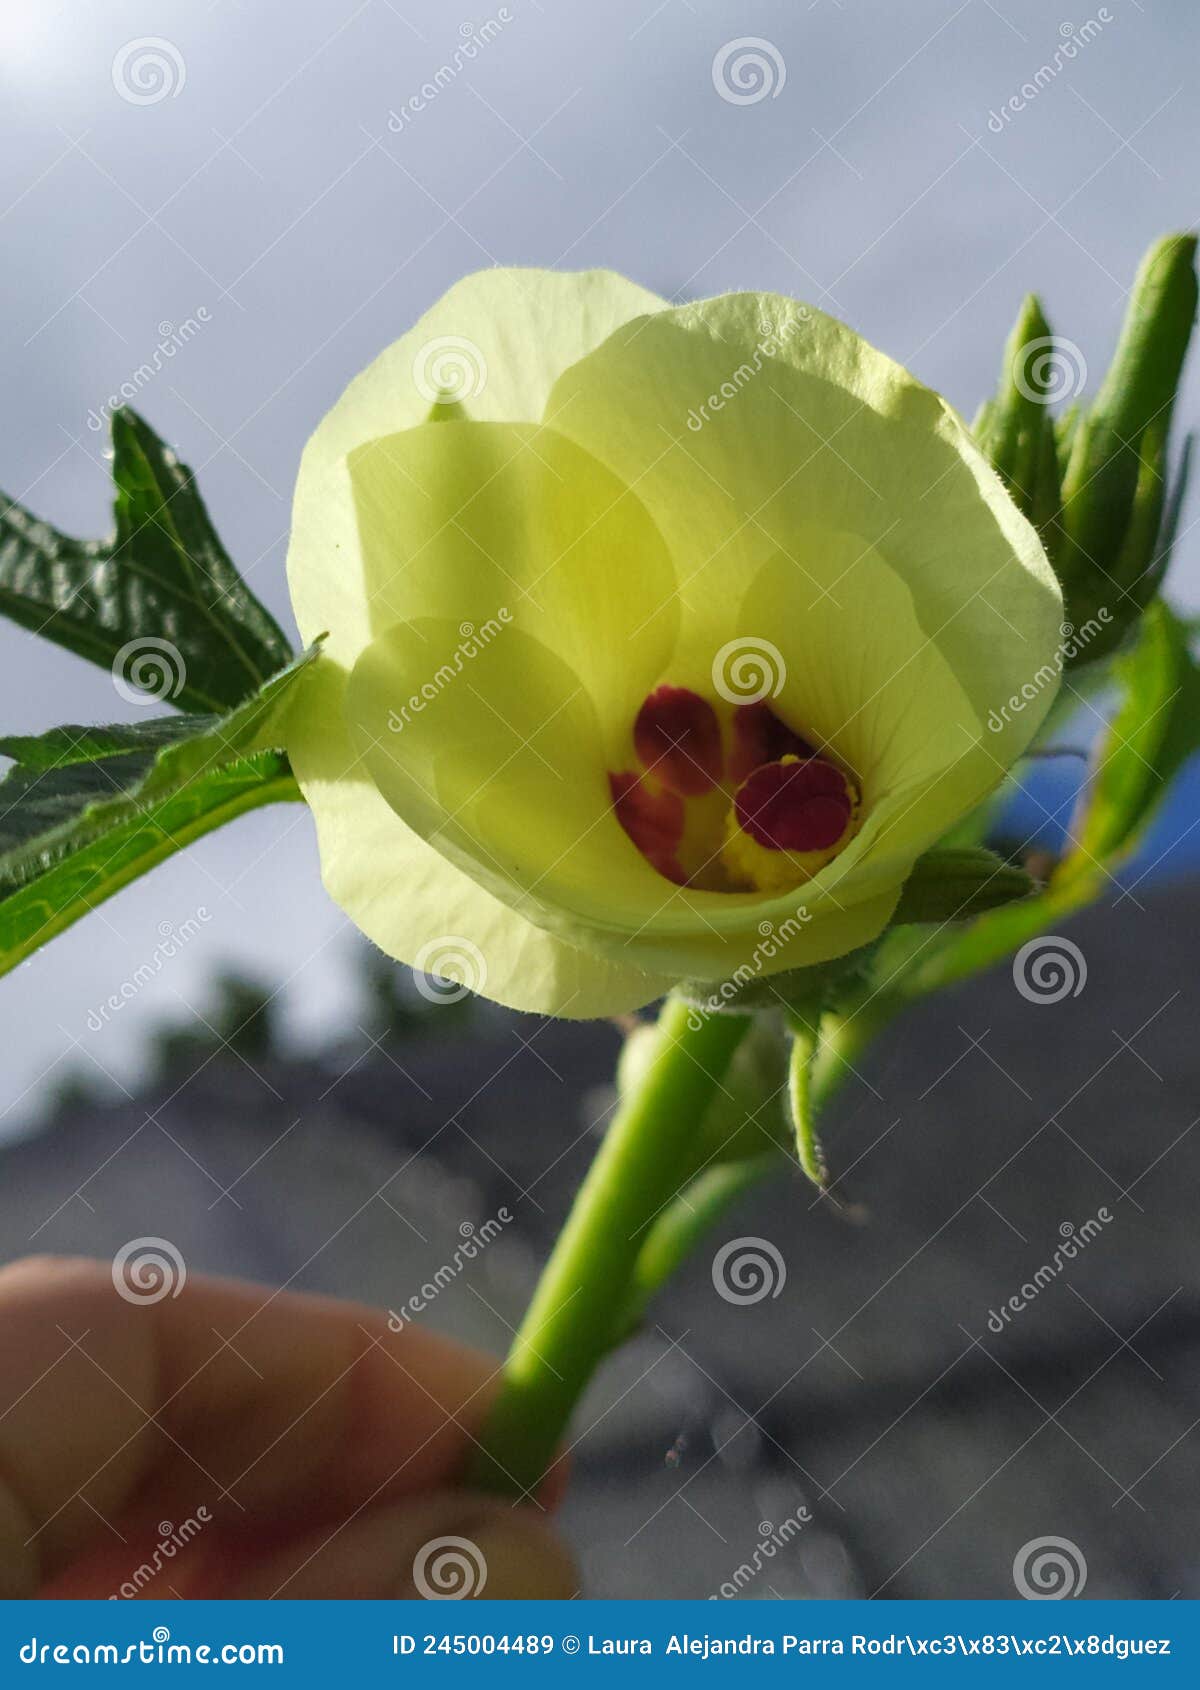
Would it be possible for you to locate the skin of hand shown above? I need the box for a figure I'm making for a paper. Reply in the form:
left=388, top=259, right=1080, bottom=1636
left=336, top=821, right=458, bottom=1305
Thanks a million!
left=0, top=1257, right=576, bottom=1600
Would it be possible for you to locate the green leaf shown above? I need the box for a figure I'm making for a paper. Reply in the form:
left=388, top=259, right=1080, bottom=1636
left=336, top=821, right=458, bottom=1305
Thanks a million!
left=0, top=718, right=200, bottom=866
left=890, top=846, right=1035, bottom=924
left=1063, top=599, right=1200, bottom=876
left=0, top=408, right=292, bottom=712
left=885, top=602, right=1200, bottom=1001
left=0, top=649, right=314, bottom=976
left=0, top=717, right=198, bottom=778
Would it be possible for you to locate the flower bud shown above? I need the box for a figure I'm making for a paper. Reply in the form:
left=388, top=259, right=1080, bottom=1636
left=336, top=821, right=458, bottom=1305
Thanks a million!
left=1056, top=235, right=1196, bottom=659
left=973, top=293, right=1060, bottom=535
left=979, top=235, right=1197, bottom=667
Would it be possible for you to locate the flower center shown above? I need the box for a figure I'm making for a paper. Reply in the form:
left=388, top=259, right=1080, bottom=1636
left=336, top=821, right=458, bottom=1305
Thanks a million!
left=609, top=687, right=860, bottom=894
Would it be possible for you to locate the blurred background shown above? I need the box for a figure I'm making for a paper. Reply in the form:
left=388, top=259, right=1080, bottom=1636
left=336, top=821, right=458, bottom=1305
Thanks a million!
left=0, top=0, right=1198, bottom=1598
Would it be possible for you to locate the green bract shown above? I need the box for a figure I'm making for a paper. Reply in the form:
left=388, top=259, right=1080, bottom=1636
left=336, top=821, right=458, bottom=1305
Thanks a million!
left=284, top=268, right=1063, bottom=1015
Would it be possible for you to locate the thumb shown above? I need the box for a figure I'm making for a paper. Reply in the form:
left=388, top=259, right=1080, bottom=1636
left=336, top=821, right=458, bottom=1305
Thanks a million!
left=220, top=1491, right=578, bottom=1599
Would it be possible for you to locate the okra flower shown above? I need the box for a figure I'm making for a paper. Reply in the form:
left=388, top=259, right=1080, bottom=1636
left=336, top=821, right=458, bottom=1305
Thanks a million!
left=285, top=269, right=1062, bottom=1016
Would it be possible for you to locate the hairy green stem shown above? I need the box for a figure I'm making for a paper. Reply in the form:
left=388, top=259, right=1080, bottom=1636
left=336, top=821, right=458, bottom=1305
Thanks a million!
left=466, top=996, right=752, bottom=1499
left=612, top=1005, right=894, bottom=1343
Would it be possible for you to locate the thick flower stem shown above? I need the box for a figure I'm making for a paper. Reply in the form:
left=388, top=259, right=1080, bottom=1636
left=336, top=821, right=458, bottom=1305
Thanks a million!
left=466, top=996, right=753, bottom=1500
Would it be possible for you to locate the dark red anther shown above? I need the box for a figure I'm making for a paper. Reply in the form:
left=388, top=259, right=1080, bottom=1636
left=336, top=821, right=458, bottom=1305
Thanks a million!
left=609, top=771, right=686, bottom=883
left=729, top=701, right=816, bottom=784
left=633, top=686, right=724, bottom=796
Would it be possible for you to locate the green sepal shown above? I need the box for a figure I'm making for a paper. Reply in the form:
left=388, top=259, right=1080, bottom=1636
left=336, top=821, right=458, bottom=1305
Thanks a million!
left=675, top=845, right=1032, bottom=1017
left=785, top=1003, right=826, bottom=1190
left=675, top=939, right=878, bottom=1019
left=890, top=846, right=1035, bottom=923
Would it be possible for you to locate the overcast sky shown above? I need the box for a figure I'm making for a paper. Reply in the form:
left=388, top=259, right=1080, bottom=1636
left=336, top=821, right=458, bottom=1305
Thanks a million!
left=0, top=0, right=1196, bottom=1127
